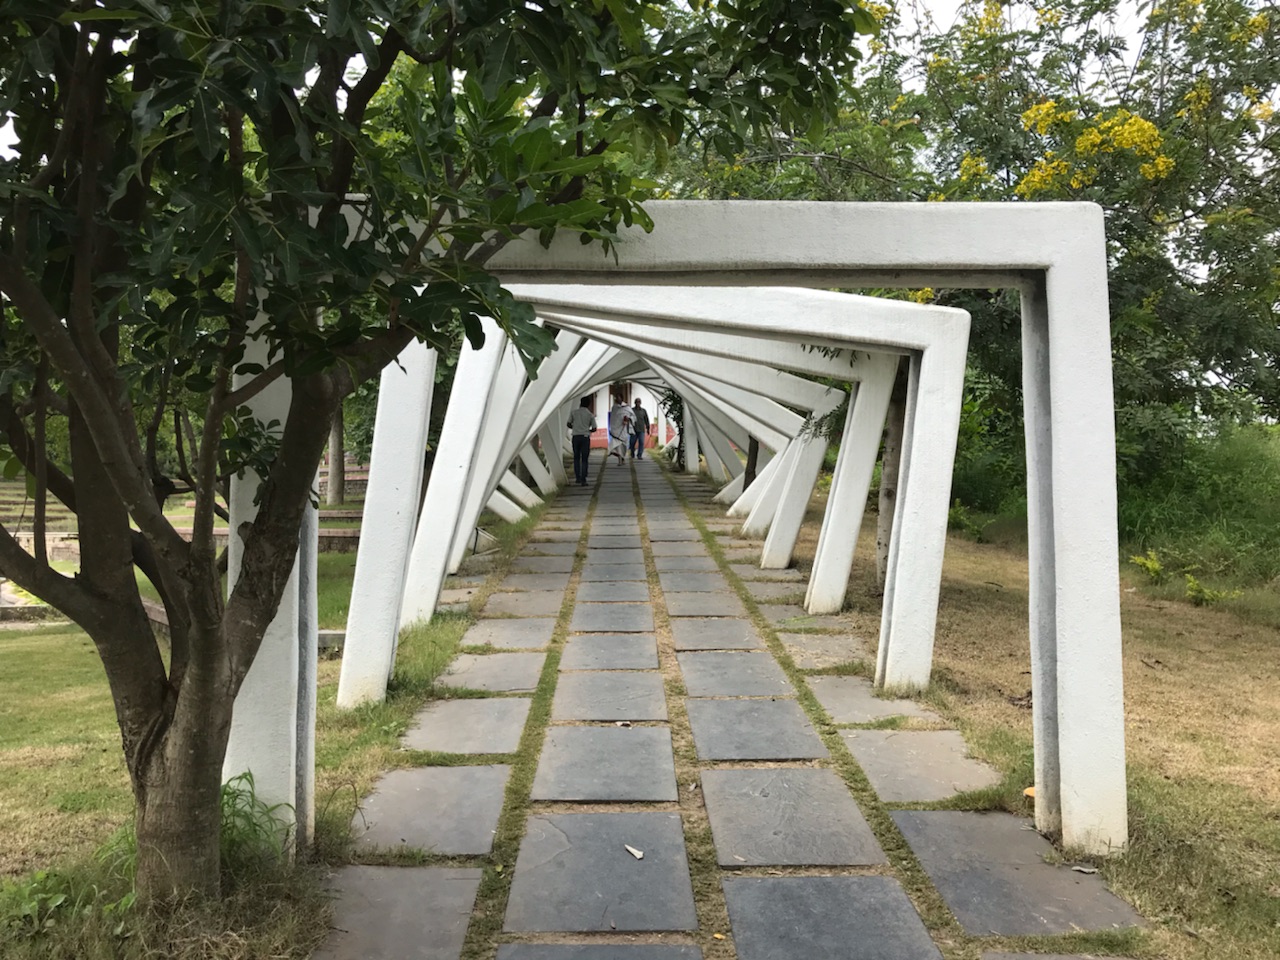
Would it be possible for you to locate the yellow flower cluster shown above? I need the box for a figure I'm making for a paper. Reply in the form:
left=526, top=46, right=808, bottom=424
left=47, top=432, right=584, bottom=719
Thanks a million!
left=1069, top=166, right=1098, bottom=189
left=1015, top=153, right=1070, bottom=197
left=973, top=0, right=1003, bottom=35
left=1036, top=7, right=1063, bottom=27
left=1243, top=85, right=1276, bottom=123
left=1229, top=12, right=1269, bottom=42
left=927, top=54, right=952, bottom=73
left=1179, top=80, right=1212, bottom=120
left=863, top=2, right=891, bottom=23
left=1021, top=99, right=1076, bottom=135
left=907, top=288, right=936, bottom=304
left=1099, top=110, right=1163, bottom=156
left=958, top=151, right=991, bottom=182
left=1139, top=156, right=1176, bottom=180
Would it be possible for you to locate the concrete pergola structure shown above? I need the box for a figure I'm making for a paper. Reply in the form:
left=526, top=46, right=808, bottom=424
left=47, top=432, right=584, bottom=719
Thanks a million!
left=225, top=200, right=1128, bottom=860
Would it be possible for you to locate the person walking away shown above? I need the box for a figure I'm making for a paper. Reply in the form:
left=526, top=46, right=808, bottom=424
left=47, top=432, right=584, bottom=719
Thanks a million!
left=567, top=398, right=596, bottom=486
left=608, top=394, right=633, bottom=465
left=630, top=398, right=651, bottom=459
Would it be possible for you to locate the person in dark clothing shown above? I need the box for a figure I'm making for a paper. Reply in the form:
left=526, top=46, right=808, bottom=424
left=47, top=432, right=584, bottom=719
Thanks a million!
left=629, top=398, right=651, bottom=459
left=567, top=398, right=596, bottom=485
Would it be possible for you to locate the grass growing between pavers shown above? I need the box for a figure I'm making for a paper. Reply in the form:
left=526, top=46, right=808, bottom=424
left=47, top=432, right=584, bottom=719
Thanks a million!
left=660, top=462, right=1152, bottom=960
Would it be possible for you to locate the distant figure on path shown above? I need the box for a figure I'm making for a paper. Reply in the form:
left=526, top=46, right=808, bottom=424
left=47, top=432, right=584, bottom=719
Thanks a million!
left=630, top=398, right=651, bottom=459
left=608, top=394, right=633, bottom=466
left=567, top=398, right=597, bottom=486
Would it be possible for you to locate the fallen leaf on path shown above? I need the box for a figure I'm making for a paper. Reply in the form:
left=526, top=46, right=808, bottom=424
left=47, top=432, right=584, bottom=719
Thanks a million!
left=625, top=844, right=644, bottom=860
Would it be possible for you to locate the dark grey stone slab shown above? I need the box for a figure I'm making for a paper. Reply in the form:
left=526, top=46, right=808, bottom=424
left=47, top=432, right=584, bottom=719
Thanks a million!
left=842, top=730, right=1001, bottom=801
left=585, top=547, right=645, bottom=564
left=723, top=876, right=941, bottom=960
left=571, top=602, right=654, bottom=633
left=760, top=604, right=846, bottom=631
left=531, top=727, right=678, bottom=802
left=685, top=699, right=826, bottom=760
left=439, top=586, right=479, bottom=606
left=678, top=651, right=793, bottom=698
left=522, top=541, right=579, bottom=556
left=670, top=617, right=762, bottom=650
left=577, top=580, right=650, bottom=602
left=504, top=813, right=697, bottom=932
left=580, top=563, right=648, bottom=581
left=743, top=580, right=806, bottom=602
left=464, top=618, right=556, bottom=650
left=485, top=590, right=564, bottom=617
left=654, top=555, right=719, bottom=572
left=891, top=811, right=1146, bottom=936
left=779, top=632, right=868, bottom=669
left=588, top=535, right=643, bottom=549
left=531, top=529, right=582, bottom=542
left=553, top=671, right=668, bottom=721
left=982, top=955, right=1134, bottom=960
left=808, top=677, right=940, bottom=724
left=701, top=768, right=885, bottom=866
left=730, top=563, right=805, bottom=582
left=658, top=572, right=729, bottom=593
left=440, top=652, right=546, bottom=692
left=721, top=548, right=761, bottom=563
left=499, top=947, right=702, bottom=960
left=666, top=592, right=747, bottom=617
left=561, top=634, right=659, bottom=670
left=650, top=541, right=709, bottom=556
left=316, top=866, right=481, bottom=960
left=649, top=530, right=701, bottom=542
left=512, top=555, right=575, bottom=573
left=402, top=698, right=531, bottom=753
left=353, top=766, right=509, bottom=855
left=499, top=572, right=572, bottom=591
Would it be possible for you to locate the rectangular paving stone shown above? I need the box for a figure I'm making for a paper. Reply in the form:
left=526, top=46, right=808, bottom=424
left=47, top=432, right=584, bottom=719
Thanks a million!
left=588, top=535, right=643, bottom=549
left=504, top=813, right=696, bottom=932
left=654, top=555, right=719, bottom=572
left=760, top=604, right=846, bottom=631
left=440, top=652, right=546, bottom=692
left=721, top=548, right=761, bottom=563
left=463, top=619, right=556, bottom=650
left=402, top=698, right=531, bottom=754
left=439, top=586, right=479, bottom=606
left=666, top=592, right=747, bottom=618
left=983, top=955, right=1134, bottom=960
left=678, top=651, right=793, bottom=697
left=499, top=572, right=572, bottom=591
left=650, top=541, right=709, bottom=556
left=842, top=730, right=1000, bottom=802
left=577, top=580, right=650, bottom=602
left=779, top=632, right=868, bottom=669
left=685, top=699, right=826, bottom=760
left=523, top=540, right=579, bottom=556
left=499, top=947, right=703, bottom=960
left=354, top=766, right=509, bottom=855
left=702, top=768, right=885, bottom=866
left=723, top=876, right=941, bottom=960
left=648, top=528, right=702, bottom=541
left=571, top=602, right=655, bottom=633
left=485, top=590, right=564, bottom=617
left=561, top=634, right=659, bottom=670
left=809, top=676, right=940, bottom=724
left=586, top=547, right=645, bottom=564
left=553, top=671, right=668, bottom=721
left=892, top=811, right=1145, bottom=936
left=658, top=571, right=729, bottom=593
left=743, top=580, right=806, bottom=601
left=532, top=726, right=678, bottom=802
left=580, top=563, right=648, bottom=581
left=671, top=618, right=763, bottom=650
left=316, top=866, right=481, bottom=960
left=532, top=530, right=582, bottom=542
left=512, top=555, right=575, bottom=573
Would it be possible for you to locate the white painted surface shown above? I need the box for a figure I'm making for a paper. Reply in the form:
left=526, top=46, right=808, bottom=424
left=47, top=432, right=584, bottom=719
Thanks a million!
left=337, top=343, right=435, bottom=707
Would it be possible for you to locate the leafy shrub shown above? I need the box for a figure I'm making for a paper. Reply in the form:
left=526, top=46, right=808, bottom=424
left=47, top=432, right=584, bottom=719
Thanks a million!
left=1128, top=549, right=1169, bottom=584
left=1183, top=574, right=1242, bottom=607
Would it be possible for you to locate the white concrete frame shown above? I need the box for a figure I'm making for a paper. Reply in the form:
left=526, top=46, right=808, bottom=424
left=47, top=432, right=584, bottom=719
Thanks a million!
left=488, top=201, right=1126, bottom=854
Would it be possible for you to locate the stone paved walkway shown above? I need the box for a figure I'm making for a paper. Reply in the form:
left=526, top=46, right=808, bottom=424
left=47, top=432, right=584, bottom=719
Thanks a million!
left=319, top=455, right=1144, bottom=960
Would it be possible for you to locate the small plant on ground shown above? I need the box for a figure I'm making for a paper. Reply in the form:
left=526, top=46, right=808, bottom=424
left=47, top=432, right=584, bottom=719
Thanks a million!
left=1128, top=549, right=1169, bottom=584
left=1183, top=573, right=1242, bottom=607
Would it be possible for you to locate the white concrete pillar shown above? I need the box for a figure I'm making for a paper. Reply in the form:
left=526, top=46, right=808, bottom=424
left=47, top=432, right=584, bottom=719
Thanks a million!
left=499, top=468, right=542, bottom=509
left=760, top=421, right=833, bottom=569
left=402, top=323, right=505, bottom=625
left=682, top=397, right=700, bottom=474
left=295, top=489, right=318, bottom=849
left=714, top=470, right=745, bottom=505
left=224, top=332, right=305, bottom=839
left=338, top=343, right=436, bottom=707
left=741, top=442, right=796, bottom=535
left=730, top=442, right=786, bottom=519
left=689, top=410, right=728, bottom=480
left=806, top=354, right=898, bottom=613
left=518, top=443, right=557, bottom=496
left=485, top=490, right=525, bottom=524
left=693, top=413, right=744, bottom=481
left=539, top=421, right=569, bottom=486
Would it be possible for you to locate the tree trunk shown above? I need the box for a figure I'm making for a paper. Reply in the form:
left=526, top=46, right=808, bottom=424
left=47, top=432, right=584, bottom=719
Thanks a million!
left=133, top=675, right=231, bottom=901
left=744, top=437, right=760, bottom=489
left=876, top=359, right=909, bottom=592
left=327, top=402, right=344, bottom=506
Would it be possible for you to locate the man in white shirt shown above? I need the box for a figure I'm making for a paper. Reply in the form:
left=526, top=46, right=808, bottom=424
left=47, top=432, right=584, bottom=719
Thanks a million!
left=566, top=398, right=597, bottom=486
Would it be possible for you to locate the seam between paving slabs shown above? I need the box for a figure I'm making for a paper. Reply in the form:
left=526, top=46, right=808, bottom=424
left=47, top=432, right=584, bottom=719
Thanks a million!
left=459, top=458, right=599, bottom=960
left=661, top=462, right=1152, bottom=960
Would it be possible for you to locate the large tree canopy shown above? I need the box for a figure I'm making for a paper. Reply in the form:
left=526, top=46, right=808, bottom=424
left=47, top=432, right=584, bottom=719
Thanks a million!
left=0, top=0, right=872, bottom=900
